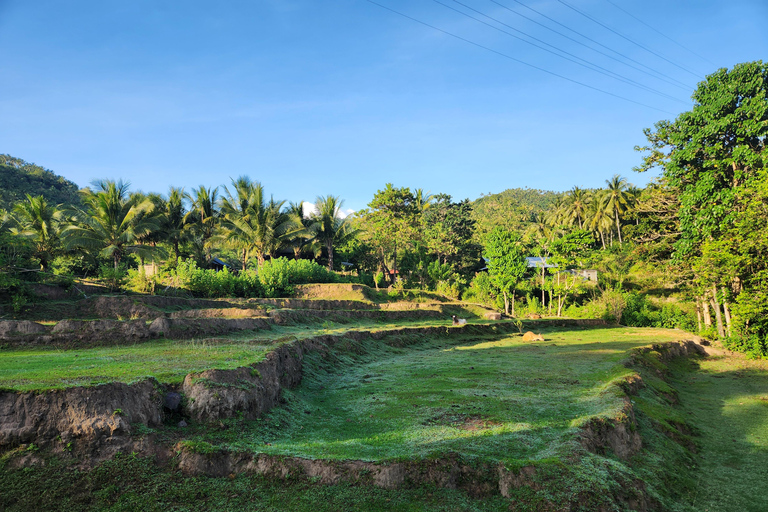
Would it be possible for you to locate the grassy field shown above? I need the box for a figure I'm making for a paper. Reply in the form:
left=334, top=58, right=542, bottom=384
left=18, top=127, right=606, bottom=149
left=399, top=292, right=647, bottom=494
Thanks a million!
left=666, top=353, right=768, bottom=512
left=186, top=326, right=685, bottom=465
left=0, top=318, right=505, bottom=391
left=5, top=321, right=768, bottom=511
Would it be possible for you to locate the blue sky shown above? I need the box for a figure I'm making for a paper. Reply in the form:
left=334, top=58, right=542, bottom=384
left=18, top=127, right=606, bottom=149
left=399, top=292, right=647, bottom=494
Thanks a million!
left=1, top=0, right=766, bottom=212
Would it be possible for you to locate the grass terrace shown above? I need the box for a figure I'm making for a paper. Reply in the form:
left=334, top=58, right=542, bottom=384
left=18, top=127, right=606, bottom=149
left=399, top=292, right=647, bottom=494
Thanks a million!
left=184, top=326, right=686, bottom=465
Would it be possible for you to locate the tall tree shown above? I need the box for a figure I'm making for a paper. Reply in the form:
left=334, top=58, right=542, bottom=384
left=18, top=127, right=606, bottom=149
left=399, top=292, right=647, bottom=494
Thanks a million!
left=604, top=175, right=631, bottom=243
left=307, top=195, right=359, bottom=271
left=484, top=227, right=528, bottom=316
left=11, top=194, right=62, bottom=270
left=637, top=61, right=768, bottom=348
left=186, top=186, right=219, bottom=264
left=358, top=184, right=418, bottom=281
left=62, top=180, right=161, bottom=270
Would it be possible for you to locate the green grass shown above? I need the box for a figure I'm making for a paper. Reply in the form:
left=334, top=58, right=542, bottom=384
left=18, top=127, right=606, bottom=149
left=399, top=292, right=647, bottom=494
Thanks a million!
left=189, top=327, right=686, bottom=465
left=665, top=353, right=768, bottom=512
left=0, top=317, right=512, bottom=392
left=0, top=453, right=511, bottom=512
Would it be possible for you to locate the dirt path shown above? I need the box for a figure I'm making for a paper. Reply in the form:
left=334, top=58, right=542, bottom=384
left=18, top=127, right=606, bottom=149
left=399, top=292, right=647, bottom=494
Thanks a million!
left=672, top=347, right=768, bottom=511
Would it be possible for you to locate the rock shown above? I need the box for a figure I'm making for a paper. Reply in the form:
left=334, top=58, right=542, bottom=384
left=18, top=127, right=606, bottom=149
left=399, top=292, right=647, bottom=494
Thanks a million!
left=164, top=392, right=182, bottom=411
left=527, top=314, right=542, bottom=319
left=178, top=420, right=188, bottom=428
left=484, top=312, right=502, bottom=320
left=522, top=331, right=545, bottom=342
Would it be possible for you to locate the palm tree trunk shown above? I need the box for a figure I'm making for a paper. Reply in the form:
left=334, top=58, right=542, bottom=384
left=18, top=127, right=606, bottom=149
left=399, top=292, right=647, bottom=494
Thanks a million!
left=503, top=290, right=509, bottom=316
left=327, top=240, right=334, bottom=271
left=599, top=231, right=606, bottom=249
left=615, top=209, right=623, bottom=243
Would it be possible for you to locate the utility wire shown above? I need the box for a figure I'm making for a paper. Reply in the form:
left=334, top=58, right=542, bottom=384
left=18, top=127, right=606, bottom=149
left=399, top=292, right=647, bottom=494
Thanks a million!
left=556, top=0, right=701, bottom=78
left=498, top=0, right=693, bottom=90
left=486, top=0, right=691, bottom=91
left=441, top=0, right=687, bottom=104
left=603, top=0, right=716, bottom=67
left=366, top=0, right=677, bottom=114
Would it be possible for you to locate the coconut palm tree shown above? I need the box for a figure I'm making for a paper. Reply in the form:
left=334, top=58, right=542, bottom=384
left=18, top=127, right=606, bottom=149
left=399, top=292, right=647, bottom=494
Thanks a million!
left=186, top=185, right=219, bottom=264
left=306, top=195, right=359, bottom=271
left=414, top=189, right=434, bottom=213
left=159, top=187, right=188, bottom=261
left=62, top=180, right=161, bottom=270
left=564, top=187, right=591, bottom=229
left=285, top=200, right=313, bottom=260
left=218, top=177, right=294, bottom=267
left=587, top=191, right=613, bottom=249
left=605, top=175, right=631, bottom=243
left=11, top=194, right=62, bottom=270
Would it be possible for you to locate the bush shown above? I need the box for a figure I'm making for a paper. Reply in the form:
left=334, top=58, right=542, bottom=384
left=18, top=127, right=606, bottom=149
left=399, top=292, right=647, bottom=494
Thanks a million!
left=258, top=258, right=336, bottom=297
left=99, top=263, right=128, bottom=292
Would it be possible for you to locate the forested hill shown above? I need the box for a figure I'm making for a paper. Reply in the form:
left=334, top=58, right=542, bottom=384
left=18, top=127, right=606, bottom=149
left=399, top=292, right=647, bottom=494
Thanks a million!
left=0, top=155, right=82, bottom=210
left=471, top=187, right=560, bottom=237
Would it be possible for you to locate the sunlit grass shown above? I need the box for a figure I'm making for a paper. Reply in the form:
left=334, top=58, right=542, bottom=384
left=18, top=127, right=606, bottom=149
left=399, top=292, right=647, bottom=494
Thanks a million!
left=194, top=326, right=686, bottom=465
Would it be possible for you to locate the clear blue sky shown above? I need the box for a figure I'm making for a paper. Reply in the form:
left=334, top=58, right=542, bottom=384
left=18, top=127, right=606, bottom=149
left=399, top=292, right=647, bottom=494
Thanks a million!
left=1, top=0, right=766, bottom=212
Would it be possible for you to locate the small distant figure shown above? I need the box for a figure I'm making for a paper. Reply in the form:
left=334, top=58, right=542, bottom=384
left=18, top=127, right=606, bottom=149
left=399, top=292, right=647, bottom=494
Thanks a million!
left=522, top=331, right=545, bottom=342
left=452, top=315, right=467, bottom=326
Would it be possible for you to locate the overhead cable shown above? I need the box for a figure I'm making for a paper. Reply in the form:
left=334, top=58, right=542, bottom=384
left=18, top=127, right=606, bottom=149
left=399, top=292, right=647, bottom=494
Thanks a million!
left=556, top=0, right=701, bottom=78
left=486, top=0, right=692, bottom=91
left=603, top=0, right=716, bottom=66
left=366, top=0, right=677, bottom=114
left=440, top=0, right=688, bottom=104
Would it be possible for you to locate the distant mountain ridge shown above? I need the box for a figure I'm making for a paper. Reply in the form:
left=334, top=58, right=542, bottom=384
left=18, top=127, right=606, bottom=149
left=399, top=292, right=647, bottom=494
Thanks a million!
left=0, top=154, right=82, bottom=210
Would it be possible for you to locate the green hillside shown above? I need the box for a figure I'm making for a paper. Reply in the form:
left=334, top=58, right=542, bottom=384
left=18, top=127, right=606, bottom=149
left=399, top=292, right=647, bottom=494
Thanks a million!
left=471, top=187, right=560, bottom=237
left=0, top=154, right=81, bottom=210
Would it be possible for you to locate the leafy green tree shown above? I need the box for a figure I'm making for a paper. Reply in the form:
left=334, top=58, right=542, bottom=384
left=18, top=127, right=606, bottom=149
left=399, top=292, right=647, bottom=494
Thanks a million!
left=11, top=194, right=62, bottom=270
left=422, top=195, right=482, bottom=277
left=637, top=61, right=768, bottom=347
left=484, top=227, right=528, bottom=316
left=358, top=184, right=418, bottom=281
left=306, top=195, right=359, bottom=271
left=62, top=180, right=161, bottom=270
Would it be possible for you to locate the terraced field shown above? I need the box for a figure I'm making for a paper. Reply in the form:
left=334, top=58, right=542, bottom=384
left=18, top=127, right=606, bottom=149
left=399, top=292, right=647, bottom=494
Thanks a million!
left=0, top=284, right=724, bottom=511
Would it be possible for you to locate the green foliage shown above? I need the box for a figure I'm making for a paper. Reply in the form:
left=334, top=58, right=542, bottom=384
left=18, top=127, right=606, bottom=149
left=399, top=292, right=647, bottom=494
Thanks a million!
left=622, top=293, right=695, bottom=330
left=98, top=263, right=128, bottom=292
left=484, top=227, right=528, bottom=315
left=471, top=187, right=559, bottom=239
left=0, top=155, right=81, bottom=211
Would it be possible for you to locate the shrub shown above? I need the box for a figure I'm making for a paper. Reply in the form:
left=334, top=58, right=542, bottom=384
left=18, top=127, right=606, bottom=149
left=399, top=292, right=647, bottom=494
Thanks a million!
left=98, top=263, right=128, bottom=292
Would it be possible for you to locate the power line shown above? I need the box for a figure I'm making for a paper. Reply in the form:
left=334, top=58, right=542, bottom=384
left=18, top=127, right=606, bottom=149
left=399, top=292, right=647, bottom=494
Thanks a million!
left=603, top=0, right=716, bottom=67
left=486, top=0, right=692, bottom=91
left=497, top=0, right=694, bottom=90
left=441, top=0, right=688, bottom=104
left=366, top=0, right=677, bottom=114
left=556, top=0, right=701, bottom=78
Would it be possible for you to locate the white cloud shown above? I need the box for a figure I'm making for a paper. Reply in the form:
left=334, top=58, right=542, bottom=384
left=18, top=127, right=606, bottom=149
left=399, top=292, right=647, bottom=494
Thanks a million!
left=301, top=202, right=354, bottom=219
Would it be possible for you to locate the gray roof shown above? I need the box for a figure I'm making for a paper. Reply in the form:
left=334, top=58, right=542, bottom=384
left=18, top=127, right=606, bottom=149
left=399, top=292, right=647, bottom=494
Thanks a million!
left=526, top=256, right=558, bottom=268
